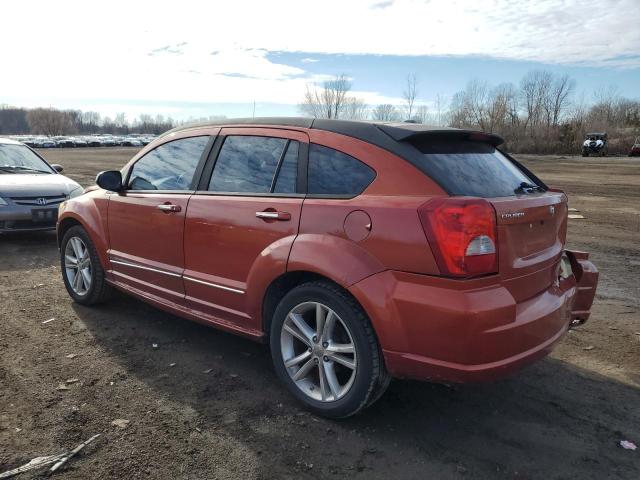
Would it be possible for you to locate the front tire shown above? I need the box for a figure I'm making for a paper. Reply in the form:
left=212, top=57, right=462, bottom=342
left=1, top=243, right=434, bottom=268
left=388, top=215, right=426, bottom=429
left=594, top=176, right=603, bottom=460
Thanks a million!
left=270, top=281, right=389, bottom=418
left=60, top=225, right=112, bottom=305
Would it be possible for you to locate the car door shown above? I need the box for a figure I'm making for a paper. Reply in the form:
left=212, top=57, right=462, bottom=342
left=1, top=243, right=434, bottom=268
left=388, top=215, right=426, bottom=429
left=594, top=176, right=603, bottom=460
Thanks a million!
left=183, top=127, right=308, bottom=333
left=107, top=133, right=215, bottom=303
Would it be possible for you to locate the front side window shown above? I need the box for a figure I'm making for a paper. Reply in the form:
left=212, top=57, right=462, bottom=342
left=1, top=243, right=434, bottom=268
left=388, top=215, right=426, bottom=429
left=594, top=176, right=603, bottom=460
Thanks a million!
left=208, top=136, right=299, bottom=194
left=128, top=136, right=209, bottom=191
left=308, top=144, right=375, bottom=196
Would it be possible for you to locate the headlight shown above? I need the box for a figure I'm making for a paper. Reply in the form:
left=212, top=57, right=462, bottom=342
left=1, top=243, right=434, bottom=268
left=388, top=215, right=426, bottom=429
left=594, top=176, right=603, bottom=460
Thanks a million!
left=0, top=197, right=7, bottom=207
left=68, top=186, right=84, bottom=199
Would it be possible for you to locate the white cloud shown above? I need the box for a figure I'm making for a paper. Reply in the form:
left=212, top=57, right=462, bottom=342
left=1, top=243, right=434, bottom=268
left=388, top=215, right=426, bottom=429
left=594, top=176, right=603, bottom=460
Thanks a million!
left=370, top=0, right=395, bottom=9
left=0, top=0, right=637, bottom=115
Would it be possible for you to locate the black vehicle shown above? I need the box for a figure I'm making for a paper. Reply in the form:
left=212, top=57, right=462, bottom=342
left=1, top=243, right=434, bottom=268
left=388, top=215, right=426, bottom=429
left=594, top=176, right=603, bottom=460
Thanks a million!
left=86, top=137, right=102, bottom=147
left=54, top=137, right=76, bottom=148
left=582, top=132, right=607, bottom=157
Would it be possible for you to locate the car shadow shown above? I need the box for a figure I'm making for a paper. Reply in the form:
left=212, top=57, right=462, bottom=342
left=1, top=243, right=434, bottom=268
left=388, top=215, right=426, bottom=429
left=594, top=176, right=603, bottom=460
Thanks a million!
left=72, top=295, right=640, bottom=480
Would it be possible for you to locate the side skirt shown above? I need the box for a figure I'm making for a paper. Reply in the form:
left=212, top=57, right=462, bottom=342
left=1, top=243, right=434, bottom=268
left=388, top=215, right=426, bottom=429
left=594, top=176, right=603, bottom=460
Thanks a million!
left=105, top=277, right=266, bottom=342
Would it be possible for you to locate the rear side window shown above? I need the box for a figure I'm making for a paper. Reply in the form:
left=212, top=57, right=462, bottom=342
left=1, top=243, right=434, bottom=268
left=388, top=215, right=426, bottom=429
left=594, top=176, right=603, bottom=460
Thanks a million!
left=308, top=144, right=375, bottom=196
left=128, top=136, right=208, bottom=191
left=208, top=136, right=299, bottom=194
left=411, top=140, right=535, bottom=198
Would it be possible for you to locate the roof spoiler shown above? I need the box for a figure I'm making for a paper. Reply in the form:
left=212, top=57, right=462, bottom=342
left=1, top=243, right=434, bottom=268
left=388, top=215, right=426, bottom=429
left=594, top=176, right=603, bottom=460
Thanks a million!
left=377, top=124, right=504, bottom=147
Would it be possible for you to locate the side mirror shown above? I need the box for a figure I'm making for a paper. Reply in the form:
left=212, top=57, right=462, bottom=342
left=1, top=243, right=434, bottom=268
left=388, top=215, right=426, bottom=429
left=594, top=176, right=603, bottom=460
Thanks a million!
left=96, top=170, right=123, bottom=192
left=51, top=164, right=64, bottom=173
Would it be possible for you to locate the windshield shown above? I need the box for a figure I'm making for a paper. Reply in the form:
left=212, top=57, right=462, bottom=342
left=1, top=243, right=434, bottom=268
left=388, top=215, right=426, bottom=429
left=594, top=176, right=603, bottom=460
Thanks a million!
left=0, top=144, right=54, bottom=173
left=410, top=140, right=537, bottom=198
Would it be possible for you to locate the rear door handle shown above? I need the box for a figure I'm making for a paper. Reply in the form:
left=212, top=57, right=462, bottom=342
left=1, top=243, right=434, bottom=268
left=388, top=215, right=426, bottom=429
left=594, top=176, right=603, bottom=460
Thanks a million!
left=256, top=210, right=291, bottom=221
left=157, top=204, right=182, bottom=213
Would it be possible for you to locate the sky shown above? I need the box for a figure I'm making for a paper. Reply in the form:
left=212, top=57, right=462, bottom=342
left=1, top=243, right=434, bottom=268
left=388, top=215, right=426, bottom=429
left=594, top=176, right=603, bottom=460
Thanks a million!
left=1, top=0, right=638, bottom=121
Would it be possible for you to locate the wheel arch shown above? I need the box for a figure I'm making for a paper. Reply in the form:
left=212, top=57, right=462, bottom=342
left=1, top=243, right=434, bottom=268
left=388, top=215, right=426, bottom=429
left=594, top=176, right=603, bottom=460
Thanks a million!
left=260, top=270, right=381, bottom=346
left=252, top=233, right=384, bottom=334
left=57, top=216, right=83, bottom=247
left=57, top=208, right=110, bottom=271
left=262, top=270, right=329, bottom=335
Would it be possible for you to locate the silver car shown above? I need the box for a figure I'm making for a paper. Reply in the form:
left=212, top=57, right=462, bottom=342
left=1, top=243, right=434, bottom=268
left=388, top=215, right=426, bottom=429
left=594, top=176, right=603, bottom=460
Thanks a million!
left=0, top=137, right=83, bottom=232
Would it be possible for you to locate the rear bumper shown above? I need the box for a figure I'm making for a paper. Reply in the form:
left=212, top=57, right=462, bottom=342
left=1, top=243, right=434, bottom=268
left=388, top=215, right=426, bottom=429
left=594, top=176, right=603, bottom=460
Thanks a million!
left=566, top=250, right=598, bottom=325
left=349, top=250, right=598, bottom=383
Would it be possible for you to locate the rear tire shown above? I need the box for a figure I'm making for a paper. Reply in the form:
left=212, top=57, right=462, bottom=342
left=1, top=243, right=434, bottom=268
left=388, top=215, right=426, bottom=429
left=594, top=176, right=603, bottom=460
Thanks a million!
left=60, top=225, right=112, bottom=305
left=270, top=281, right=389, bottom=418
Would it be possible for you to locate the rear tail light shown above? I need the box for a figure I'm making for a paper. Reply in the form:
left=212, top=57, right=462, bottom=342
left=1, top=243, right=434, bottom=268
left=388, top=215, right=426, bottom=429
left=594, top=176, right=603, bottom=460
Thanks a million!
left=418, top=197, right=498, bottom=277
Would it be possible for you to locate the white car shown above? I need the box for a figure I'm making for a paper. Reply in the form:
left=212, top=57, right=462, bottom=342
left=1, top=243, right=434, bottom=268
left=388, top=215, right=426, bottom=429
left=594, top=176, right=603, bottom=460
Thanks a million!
left=0, top=138, right=83, bottom=232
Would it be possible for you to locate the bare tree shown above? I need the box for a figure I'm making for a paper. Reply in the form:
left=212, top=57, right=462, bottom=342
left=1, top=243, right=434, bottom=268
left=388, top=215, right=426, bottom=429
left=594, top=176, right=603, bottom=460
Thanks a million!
left=520, top=70, right=553, bottom=133
left=342, top=97, right=369, bottom=120
left=434, top=94, right=444, bottom=126
left=79, top=111, right=101, bottom=133
left=0, top=107, right=29, bottom=134
left=26, top=108, right=75, bottom=136
left=414, top=105, right=429, bottom=124
left=132, top=114, right=174, bottom=134
left=402, top=74, right=418, bottom=120
left=466, top=79, right=490, bottom=130
left=592, top=85, right=621, bottom=125
left=114, top=112, right=127, bottom=128
left=299, top=74, right=352, bottom=119
left=485, top=83, right=519, bottom=133
left=371, top=104, right=400, bottom=121
left=550, top=75, right=575, bottom=127
left=445, top=69, right=640, bottom=154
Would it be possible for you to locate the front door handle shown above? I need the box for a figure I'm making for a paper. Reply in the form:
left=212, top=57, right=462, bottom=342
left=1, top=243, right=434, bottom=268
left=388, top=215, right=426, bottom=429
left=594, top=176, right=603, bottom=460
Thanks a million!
left=256, top=210, right=291, bottom=221
left=157, top=204, right=182, bottom=213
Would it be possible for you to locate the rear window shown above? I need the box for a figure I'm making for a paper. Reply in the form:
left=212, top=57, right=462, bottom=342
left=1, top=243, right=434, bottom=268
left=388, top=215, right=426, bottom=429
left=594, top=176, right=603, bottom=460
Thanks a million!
left=411, top=140, right=535, bottom=198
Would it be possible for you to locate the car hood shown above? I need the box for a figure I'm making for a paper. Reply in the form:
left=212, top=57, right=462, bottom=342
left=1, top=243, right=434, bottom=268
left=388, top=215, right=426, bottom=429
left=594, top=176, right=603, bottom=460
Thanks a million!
left=0, top=173, right=82, bottom=197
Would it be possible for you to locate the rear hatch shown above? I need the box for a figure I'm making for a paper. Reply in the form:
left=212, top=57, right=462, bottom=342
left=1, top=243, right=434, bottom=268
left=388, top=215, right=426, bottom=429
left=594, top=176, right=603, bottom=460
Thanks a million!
left=491, top=192, right=567, bottom=301
left=405, top=134, right=567, bottom=300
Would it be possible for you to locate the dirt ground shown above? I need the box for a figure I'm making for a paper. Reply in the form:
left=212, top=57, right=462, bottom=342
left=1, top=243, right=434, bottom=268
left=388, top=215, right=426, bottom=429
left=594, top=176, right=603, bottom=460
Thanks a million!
left=1, top=148, right=638, bottom=479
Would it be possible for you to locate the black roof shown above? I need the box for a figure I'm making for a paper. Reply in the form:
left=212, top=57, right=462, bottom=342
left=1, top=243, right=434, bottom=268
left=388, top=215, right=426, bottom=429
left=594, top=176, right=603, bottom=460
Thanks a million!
left=163, top=117, right=504, bottom=149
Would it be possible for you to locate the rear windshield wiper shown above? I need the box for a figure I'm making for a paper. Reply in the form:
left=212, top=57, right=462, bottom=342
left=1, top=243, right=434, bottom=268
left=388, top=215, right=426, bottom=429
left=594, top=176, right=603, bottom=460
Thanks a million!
left=0, top=166, right=18, bottom=173
left=514, top=182, right=545, bottom=194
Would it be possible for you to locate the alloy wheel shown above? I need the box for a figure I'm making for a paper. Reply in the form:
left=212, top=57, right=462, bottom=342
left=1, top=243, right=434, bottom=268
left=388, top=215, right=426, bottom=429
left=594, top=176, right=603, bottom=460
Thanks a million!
left=280, top=301, right=357, bottom=402
left=64, top=236, right=92, bottom=295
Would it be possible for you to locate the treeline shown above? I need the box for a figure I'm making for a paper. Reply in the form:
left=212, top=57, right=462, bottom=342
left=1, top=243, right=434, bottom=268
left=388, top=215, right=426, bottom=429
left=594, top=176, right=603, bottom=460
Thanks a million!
left=300, top=71, right=640, bottom=154
left=4, top=69, right=639, bottom=155
left=447, top=73, right=640, bottom=154
left=0, top=107, right=176, bottom=136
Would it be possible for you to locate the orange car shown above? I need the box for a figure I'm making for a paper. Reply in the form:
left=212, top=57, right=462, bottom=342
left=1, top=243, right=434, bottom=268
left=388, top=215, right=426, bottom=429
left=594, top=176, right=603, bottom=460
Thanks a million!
left=57, top=118, right=598, bottom=417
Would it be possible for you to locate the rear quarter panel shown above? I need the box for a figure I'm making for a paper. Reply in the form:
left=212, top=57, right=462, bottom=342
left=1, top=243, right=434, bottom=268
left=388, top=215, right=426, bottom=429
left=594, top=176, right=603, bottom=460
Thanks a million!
left=288, top=130, right=446, bottom=286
